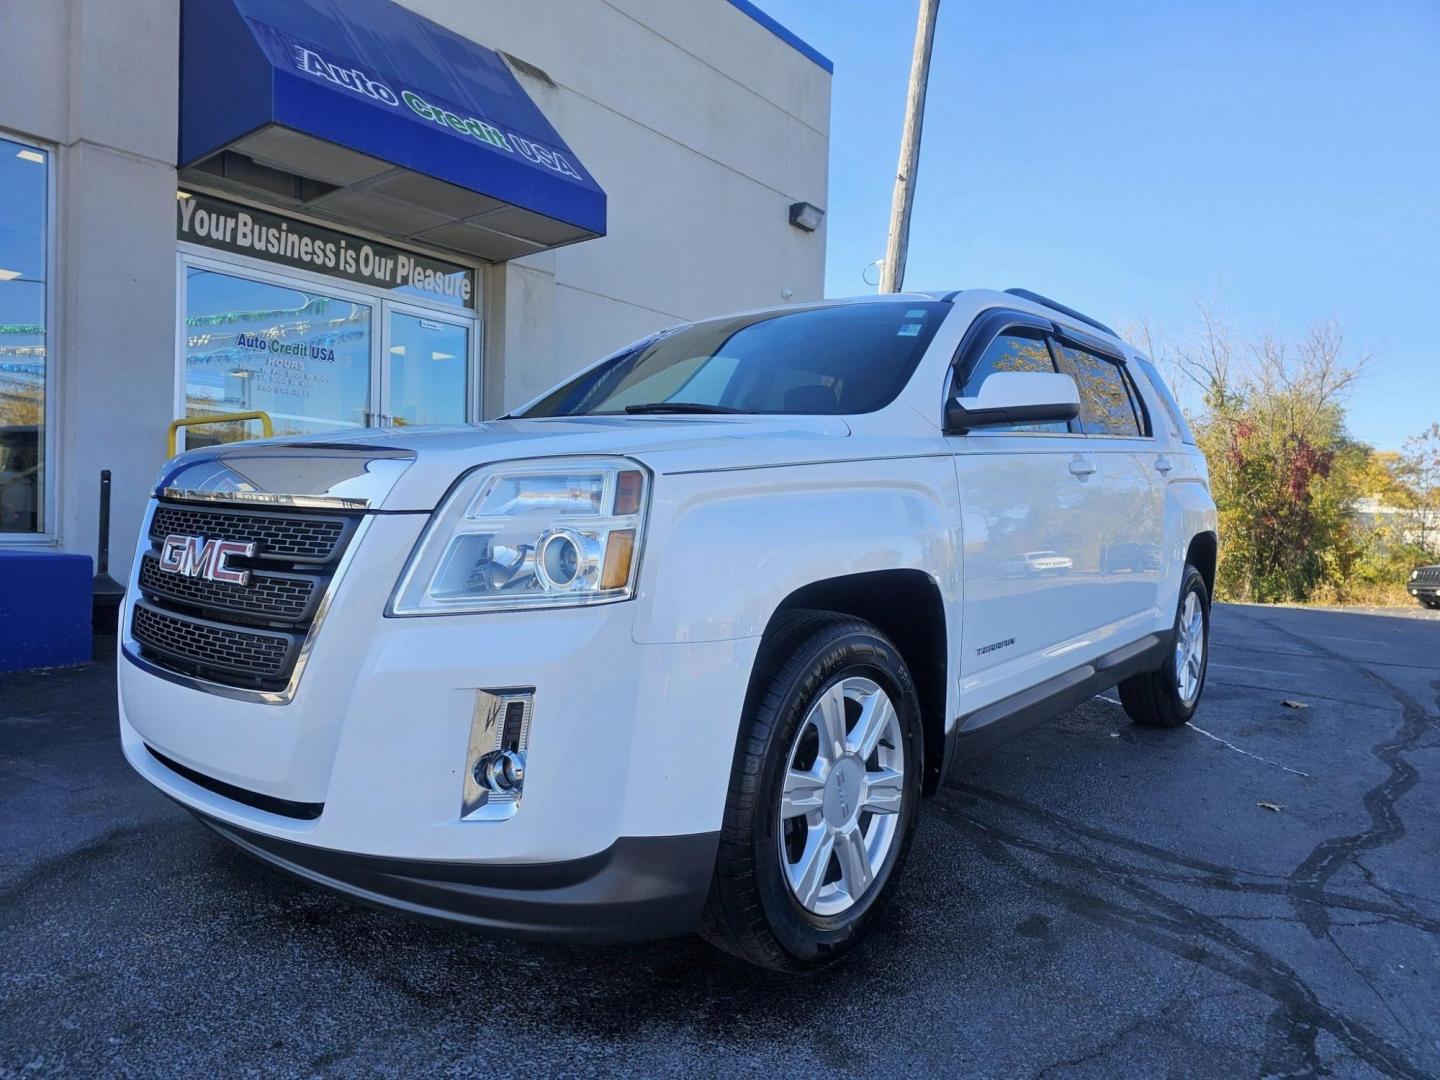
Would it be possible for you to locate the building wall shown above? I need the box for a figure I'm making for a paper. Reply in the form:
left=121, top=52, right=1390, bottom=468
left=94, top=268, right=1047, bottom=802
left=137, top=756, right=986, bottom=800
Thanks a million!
left=2, top=0, right=182, bottom=580
left=409, top=0, right=832, bottom=410
left=0, top=0, right=830, bottom=573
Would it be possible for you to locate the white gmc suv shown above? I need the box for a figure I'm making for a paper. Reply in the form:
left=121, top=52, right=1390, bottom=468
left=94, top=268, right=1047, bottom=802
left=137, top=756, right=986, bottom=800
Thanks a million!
left=119, top=289, right=1217, bottom=971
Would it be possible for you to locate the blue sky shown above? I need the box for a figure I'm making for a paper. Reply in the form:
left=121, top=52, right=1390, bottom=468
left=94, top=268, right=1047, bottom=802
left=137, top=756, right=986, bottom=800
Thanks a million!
left=757, top=0, right=1439, bottom=451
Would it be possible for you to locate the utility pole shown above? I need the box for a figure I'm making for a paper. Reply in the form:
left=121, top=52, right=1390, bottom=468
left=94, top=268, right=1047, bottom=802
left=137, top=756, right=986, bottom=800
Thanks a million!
left=880, top=0, right=940, bottom=293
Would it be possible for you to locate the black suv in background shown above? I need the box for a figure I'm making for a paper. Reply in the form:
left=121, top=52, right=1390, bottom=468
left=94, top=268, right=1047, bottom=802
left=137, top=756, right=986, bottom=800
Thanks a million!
left=1408, top=564, right=1440, bottom=609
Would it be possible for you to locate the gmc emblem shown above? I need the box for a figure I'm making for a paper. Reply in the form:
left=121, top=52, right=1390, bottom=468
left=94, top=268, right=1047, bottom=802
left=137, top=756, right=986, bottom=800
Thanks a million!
left=158, top=534, right=256, bottom=585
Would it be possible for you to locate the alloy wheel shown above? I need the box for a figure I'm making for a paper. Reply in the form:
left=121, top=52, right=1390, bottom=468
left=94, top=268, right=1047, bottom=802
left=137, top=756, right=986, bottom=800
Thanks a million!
left=1174, top=590, right=1205, bottom=705
left=777, top=676, right=905, bottom=916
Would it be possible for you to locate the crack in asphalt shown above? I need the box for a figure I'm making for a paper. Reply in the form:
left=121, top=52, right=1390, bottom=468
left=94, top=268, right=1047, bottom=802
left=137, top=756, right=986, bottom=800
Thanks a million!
left=934, top=609, right=1440, bottom=1078
left=1232, top=609, right=1439, bottom=940
left=1326, top=927, right=1413, bottom=1043
left=925, top=795, right=1429, bottom=1079
left=944, top=786, right=1440, bottom=935
left=1030, top=964, right=1203, bottom=1080
left=1351, top=854, right=1435, bottom=918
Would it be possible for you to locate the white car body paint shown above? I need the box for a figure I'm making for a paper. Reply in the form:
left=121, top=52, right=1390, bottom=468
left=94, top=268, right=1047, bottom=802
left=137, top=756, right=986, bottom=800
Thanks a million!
left=117, top=288, right=1217, bottom=938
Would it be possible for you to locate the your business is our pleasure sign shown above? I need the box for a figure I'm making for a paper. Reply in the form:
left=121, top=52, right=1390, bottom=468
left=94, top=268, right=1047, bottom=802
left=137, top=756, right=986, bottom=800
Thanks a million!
left=177, top=192, right=474, bottom=306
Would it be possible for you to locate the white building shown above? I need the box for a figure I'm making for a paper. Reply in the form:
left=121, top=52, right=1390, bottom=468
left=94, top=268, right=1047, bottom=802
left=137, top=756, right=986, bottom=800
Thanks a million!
left=0, top=0, right=830, bottom=607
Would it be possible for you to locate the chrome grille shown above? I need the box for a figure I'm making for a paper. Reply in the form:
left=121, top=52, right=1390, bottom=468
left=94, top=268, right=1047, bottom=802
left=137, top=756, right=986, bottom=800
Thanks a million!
left=130, top=498, right=362, bottom=692
left=1417, top=566, right=1440, bottom=584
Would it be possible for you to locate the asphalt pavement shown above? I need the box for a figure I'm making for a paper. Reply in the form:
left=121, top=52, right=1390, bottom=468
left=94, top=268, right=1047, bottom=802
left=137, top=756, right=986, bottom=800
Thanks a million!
left=3, top=603, right=1438, bottom=1078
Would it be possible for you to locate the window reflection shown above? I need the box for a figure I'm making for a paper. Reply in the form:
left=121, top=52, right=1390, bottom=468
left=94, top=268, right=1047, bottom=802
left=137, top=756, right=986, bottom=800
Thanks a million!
left=961, top=332, right=1069, bottom=434
left=184, top=269, right=371, bottom=446
left=388, top=313, right=467, bottom=426
left=0, top=137, right=48, bottom=534
left=1057, top=345, right=1142, bottom=437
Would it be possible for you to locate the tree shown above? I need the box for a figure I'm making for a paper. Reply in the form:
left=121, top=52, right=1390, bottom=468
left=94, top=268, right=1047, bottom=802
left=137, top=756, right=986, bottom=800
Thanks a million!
left=1396, top=423, right=1440, bottom=554
left=1164, top=308, right=1368, bottom=602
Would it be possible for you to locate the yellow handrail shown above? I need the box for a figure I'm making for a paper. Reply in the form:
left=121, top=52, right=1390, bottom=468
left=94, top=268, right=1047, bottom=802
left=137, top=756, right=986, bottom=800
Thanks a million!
left=167, top=411, right=273, bottom=457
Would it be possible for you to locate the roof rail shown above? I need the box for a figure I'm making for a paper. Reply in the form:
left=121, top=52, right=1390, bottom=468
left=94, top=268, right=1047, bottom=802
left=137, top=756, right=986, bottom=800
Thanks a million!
left=1004, top=289, right=1117, bottom=337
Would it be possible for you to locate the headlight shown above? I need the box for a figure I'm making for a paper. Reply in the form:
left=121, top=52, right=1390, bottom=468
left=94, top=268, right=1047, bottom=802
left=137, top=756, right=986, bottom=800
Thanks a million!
left=1414, top=569, right=1422, bottom=580
left=390, top=457, right=649, bottom=615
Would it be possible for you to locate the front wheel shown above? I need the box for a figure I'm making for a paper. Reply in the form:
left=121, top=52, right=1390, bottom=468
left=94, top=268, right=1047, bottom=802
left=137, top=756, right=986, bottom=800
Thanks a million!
left=1119, top=564, right=1210, bottom=728
left=699, top=611, right=924, bottom=971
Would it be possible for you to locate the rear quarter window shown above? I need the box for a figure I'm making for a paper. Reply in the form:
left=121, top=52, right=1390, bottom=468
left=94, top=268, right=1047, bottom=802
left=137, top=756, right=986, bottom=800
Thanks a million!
left=1134, top=358, right=1195, bottom=444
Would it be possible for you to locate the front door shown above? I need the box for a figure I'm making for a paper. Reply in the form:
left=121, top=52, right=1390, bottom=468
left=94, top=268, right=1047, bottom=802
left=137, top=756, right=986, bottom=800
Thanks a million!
left=946, top=318, right=1110, bottom=714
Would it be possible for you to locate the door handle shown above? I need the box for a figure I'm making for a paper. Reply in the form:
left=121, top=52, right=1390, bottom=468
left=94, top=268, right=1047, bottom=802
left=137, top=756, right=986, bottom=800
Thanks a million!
left=1068, top=455, right=1097, bottom=478
left=1154, top=455, right=1174, bottom=474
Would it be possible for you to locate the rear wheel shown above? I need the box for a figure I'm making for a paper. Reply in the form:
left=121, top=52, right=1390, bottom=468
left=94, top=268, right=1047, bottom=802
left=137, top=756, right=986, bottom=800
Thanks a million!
left=699, top=611, right=923, bottom=971
left=1119, top=564, right=1210, bottom=728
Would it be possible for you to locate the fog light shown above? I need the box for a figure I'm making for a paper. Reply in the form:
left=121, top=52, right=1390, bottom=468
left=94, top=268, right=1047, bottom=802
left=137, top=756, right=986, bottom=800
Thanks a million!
left=461, top=689, right=533, bottom=819
left=476, top=749, right=526, bottom=792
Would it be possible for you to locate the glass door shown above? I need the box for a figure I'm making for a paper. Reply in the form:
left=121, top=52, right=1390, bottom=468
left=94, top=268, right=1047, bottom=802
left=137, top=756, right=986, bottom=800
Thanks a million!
left=178, top=252, right=480, bottom=449
left=183, top=265, right=373, bottom=445
left=380, top=302, right=473, bottom=428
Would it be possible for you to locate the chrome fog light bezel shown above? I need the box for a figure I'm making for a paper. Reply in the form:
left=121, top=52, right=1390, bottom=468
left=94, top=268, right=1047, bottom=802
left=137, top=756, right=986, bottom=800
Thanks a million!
left=461, top=688, right=534, bottom=821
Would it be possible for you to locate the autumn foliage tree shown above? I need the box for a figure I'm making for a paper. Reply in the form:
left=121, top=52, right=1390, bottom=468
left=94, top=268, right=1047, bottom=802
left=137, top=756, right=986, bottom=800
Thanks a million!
left=1146, top=311, right=1371, bottom=602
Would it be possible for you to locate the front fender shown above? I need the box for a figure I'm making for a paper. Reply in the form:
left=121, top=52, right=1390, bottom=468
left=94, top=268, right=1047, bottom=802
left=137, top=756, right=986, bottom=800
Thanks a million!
left=631, top=455, right=962, bottom=647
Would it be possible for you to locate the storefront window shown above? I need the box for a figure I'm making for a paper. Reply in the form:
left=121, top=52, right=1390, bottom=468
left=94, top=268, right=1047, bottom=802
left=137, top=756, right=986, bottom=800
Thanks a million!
left=184, top=268, right=372, bottom=444
left=177, top=194, right=479, bottom=445
left=0, top=137, right=49, bottom=534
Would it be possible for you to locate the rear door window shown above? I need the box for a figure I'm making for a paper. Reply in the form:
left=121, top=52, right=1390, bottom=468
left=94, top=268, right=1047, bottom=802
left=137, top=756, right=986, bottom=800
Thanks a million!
left=1056, top=345, right=1144, bottom=437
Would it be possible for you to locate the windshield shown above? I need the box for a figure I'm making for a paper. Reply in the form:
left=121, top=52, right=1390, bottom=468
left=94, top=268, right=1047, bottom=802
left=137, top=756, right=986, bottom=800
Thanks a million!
left=520, top=301, right=949, bottom=417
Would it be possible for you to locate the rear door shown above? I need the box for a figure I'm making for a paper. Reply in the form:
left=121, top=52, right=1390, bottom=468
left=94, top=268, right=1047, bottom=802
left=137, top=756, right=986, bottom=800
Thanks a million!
left=946, top=311, right=1110, bottom=711
left=1053, top=333, right=1165, bottom=639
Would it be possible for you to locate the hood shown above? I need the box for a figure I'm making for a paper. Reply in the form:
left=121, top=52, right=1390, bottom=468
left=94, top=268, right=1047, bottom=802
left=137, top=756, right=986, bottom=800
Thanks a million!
left=160, top=414, right=851, bottom=511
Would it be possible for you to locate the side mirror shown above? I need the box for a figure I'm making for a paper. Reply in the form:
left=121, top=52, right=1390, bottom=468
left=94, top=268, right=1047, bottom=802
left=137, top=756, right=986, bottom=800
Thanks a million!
left=945, top=371, right=1081, bottom=433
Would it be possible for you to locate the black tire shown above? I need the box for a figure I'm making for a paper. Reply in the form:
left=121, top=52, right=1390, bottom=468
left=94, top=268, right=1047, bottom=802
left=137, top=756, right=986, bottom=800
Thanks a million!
left=1119, top=564, right=1210, bottom=728
left=699, top=610, right=924, bottom=972
left=1422, top=598, right=1440, bottom=611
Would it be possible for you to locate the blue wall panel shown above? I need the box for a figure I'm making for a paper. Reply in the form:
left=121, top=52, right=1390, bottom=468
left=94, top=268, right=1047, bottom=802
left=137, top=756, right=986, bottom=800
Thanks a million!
left=0, top=552, right=94, bottom=672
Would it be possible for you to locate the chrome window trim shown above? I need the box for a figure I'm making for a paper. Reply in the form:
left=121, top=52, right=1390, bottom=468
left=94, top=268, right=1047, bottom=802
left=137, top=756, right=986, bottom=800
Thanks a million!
left=120, top=501, right=374, bottom=705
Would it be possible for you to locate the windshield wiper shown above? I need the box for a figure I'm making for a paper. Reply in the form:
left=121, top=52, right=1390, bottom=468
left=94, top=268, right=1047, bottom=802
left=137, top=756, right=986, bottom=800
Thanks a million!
left=623, top=402, right=745, bottom=415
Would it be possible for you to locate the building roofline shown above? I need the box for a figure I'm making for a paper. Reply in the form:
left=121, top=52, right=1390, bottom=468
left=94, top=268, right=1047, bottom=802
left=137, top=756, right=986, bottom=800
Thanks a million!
left=725, top=0, right=833, bottom=74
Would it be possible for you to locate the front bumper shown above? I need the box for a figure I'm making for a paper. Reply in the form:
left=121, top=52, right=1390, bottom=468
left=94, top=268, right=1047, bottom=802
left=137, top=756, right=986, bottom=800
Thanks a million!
left=188, top=804, right=718, bottom=942
left=118, top=510, right=759, bottom=939
left=1407, top=582, right=1438, bottom=600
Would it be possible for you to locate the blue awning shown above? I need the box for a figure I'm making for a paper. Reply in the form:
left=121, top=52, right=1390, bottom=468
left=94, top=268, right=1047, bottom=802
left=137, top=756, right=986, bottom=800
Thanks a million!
left=180, top=0, right=606, bottom=260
